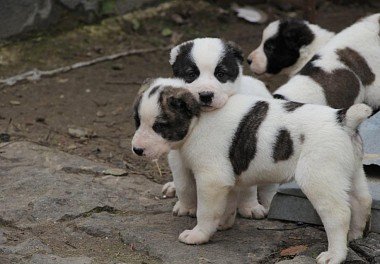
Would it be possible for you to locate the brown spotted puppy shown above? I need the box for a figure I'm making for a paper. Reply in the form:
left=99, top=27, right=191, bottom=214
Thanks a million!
left=247, top=18, right=334, bottom=76
left=274, top=14, right=380, bottom=111
left=132, top=78, right=373, bottom=264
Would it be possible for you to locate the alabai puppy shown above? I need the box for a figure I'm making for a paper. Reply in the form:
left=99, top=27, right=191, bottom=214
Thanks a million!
left=169, top=37, right=272, bottom=110
left=132, top=79, right=372, bottom=264
left=165, top=38, right=276, bottom=219
left=273, top=14, right=380, bottom=111
left=247, top=18, right=334, bottom=76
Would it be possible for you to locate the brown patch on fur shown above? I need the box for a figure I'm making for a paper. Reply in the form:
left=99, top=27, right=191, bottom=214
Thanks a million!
left=272, top=129, right=294, bottom=162
left=229, top=101, right=269, bottom=175
left=153, top=87, right=200, bottom=141
left=300, top=55, right=360, bottom=108
left=337, top=47, right=375, bottom=86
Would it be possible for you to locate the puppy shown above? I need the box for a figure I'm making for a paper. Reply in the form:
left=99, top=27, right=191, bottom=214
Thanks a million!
left=247, top=18, right=335, bottom=76
left=164, top=38, right=276, bottom=219
left=273, top=14, right=380, bottom=110
left=132, top=79, right=372, bottom=264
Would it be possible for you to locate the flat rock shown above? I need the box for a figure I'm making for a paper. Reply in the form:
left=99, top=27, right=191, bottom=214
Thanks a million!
left=350, top=233, right=380, bottom=262
left=276, top=255, right=316, bottom=264
left=0, top=238, right=52, bottom=256
left=30, top=254, right=92, bottom=264
left=268, top=177, right=380, bottom=233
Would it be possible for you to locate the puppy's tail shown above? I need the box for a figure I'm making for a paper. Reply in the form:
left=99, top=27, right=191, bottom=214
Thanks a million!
left=339, top=104, right=372, bottom=130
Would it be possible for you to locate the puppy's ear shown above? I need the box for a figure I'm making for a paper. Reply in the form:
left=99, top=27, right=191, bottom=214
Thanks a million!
left=169, top=45, right=181, bottom=65
left=281, top=19, right=314, bottom=49
left=138, top=78, right=154, bottom=94
left=226, top=41, right=244, bottom=64
left=168, top=90, right=200, bottom=118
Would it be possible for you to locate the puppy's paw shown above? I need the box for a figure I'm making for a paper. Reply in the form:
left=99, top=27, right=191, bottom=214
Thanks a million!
left=316, top=250, right=346, bottom=264
left=178, top=228, right=210, bottom=245
left=238, top=203, right=268, bottom=219
left=173, top=201, right=196, bottom=217
left=162, top=181, right=176, bottom=198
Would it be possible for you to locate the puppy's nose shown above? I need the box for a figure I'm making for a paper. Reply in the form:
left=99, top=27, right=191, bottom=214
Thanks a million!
left=133, top=147, right=144, bottom=156
left=199, top=91, right=214, bottom=105
left=247, top=58, right=252, bottom=65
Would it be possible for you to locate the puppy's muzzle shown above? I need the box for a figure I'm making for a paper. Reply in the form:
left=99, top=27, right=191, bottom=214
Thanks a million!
left=199, top=91, right=214, bottom=105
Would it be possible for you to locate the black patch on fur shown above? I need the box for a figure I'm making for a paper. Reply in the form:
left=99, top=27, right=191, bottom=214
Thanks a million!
left=133, top=94, right=142, bottom=129
left=299, top=134, right=305, bottom=144
left=264, top=19, right=315, bottom=74
left=153, top=87, right=200, bottom=141
left=272, top=129, right=294, bottom=163
left=337, top=47, right=375, bottom=86
left=148, top=86, right=160, bottom=97
left=214, top=41, right=243, bottom=83
left=229, top=101, right=269, bottom=175
left=299, top=55, right=360, bottom=109
left=336, top=108, right=348, bottom=125
left=283, top=101, right=304, bottom=112
left=273, top=94, right=287, bottom=100
left=172, top=42, right=200, bottom=83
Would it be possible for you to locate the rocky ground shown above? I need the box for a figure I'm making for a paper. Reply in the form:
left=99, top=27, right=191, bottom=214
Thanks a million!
left=0, top=1, right=379, bottom=263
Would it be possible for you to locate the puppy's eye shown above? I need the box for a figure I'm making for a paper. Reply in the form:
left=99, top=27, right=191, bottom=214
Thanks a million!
left=216, top=71, right=225, bottom=79
left=152, top=122, right=168, bottom=133
left=187, top=72, right=196, bottom=78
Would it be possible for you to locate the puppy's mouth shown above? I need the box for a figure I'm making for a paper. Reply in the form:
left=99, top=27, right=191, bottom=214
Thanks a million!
left=200, top=104, right=216, bottom=111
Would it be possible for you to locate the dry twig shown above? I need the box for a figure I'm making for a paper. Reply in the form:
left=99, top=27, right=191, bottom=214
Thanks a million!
left=0, top=46, right=172, bottom=87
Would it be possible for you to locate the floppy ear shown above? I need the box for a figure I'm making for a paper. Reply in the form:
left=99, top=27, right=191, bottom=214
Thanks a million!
left=226, top=41, right=244, bottom=64
left=281, top=19, right=313, bottom=49
left=168, top=90, right=200, bottom=118
left=169, top=45, right=181, bottom=65
left=138, top=78, right=154, bottom=94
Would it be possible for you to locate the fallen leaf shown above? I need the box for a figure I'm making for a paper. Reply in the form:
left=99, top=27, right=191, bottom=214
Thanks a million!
left=280, top=245, right=308, bottom=256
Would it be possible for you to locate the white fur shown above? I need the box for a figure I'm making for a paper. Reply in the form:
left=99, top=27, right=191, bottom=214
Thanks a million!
left=133, top=83, right=372, bottom=264
left=275, top=14, right=380, bottom=110
left=167, top=38, right=275, bottom=220
left=248, top=20, right=335, bottom=76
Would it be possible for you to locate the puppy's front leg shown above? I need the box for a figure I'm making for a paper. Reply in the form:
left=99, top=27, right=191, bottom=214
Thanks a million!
left=179, top=173, right=232, bottom=245
left=168, top=150, right=197, bottom=217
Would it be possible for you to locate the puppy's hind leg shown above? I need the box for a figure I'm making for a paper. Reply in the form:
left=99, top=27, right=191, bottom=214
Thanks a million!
left=237, top=186, right=268, bottom=219
left=348, top=167, right=372, bottom=241
left=218, top=188, right=238, bottom=231
left=295, top=160, right=351, bottom=264
left=258, top=183, right=279, bottom=211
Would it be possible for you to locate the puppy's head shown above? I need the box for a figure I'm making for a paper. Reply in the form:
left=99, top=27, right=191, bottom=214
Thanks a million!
left=170, top=38, right=243, bottom=111
left=131, top=78, right=200, bottom=159
left=247, top=19, right=314, bottom=75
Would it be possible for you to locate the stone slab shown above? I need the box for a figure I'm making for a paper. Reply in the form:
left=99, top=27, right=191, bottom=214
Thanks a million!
left=268, top=177, right=380, bottom=233
left=360, top=111, right=380, bottom=166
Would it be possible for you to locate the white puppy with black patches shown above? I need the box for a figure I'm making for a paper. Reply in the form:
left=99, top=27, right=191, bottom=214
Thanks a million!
left=162, top=38, right=275, bottom=219
left=273, top=14, right=380, bottom=112
left=132, top=79, right=372, bottom=264
left=247, top=18, right=335, bottom=76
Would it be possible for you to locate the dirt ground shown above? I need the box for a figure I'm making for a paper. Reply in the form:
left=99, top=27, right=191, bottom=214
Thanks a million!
left=0, top=1, right=379, bottom=263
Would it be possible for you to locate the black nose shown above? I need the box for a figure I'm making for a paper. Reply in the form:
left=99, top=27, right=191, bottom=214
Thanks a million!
left=133, top=147, right=144, bottom=156
left=247, top=58, right=252, bottom=65
left=199, top=91, right=214, bottom=105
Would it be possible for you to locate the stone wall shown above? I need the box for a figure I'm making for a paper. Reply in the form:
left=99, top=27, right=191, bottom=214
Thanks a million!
left=0, top=0, right=158, bottom=39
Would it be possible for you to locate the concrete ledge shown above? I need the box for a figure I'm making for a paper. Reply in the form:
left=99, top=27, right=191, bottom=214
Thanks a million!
left=268, top=177, right=380, bottom=233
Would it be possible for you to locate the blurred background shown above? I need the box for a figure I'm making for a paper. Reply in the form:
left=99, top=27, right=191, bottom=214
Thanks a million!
left=0, top=0, right=379, bottom=184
